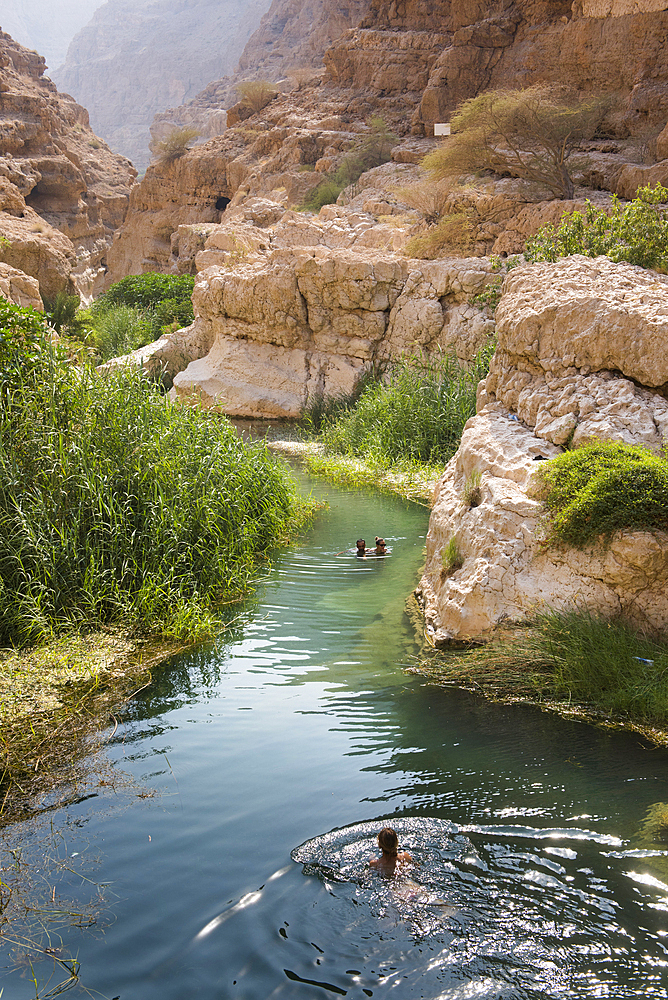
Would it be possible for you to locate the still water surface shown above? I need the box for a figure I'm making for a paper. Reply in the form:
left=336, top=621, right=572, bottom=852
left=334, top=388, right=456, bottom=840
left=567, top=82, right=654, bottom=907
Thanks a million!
left=4, top=472, right=668, bottom=999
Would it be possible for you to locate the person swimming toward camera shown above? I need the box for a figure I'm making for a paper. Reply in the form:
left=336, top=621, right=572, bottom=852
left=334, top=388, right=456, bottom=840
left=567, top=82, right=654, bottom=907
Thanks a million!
left=370, top=827, right=412, bottom=875
left=356, top=538, right=367, bottom=556
left=374, top=537, right=387, bottom=555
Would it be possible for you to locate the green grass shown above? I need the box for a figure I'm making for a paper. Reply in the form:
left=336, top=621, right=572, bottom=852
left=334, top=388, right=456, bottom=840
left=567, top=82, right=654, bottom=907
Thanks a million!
left=0, top=304, right=314, bottom=645
left=531, top=441, right=668, bottom=548
left=317, top=347, right=493, bottom=468
left=416, top=609, right=668, bottom=729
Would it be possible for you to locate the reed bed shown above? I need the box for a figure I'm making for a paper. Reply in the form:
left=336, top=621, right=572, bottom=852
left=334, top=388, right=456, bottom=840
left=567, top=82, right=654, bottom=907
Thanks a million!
left=413, top=609, right=668, bottom=731
left=0, top=309, right=314, bottom=646
left=317, top=347, right=493, bottom=469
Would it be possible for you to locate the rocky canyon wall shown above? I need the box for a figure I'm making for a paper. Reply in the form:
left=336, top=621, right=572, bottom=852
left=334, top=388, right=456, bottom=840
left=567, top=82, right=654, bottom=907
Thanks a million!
left=417, top=256, right=668, bottom=644
left=150, top=0, right=372, bottom=158
left=0, top=30, right=136, bottom=301
left=52, top=0, right=273, bottom=169
left=325, top=0, right=668, bottom=134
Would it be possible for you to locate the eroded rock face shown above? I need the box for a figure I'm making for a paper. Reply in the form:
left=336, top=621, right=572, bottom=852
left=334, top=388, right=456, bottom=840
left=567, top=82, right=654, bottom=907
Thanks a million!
left=417, top=406, right=668, bottom=644
left=326, top=0, right=668, bottom=136
left=137, top=198, right=498, bottom=417
left=52, top=0, right=272, bottom=170
left=486, top=256, right=668, bottom=448
left=418, top=255, right=668, bottom=642
left=0, top=30, right=135, bottom=301
left=149, top=0, right=372, bottom=162
left=0, top=260, right=42, bottom=309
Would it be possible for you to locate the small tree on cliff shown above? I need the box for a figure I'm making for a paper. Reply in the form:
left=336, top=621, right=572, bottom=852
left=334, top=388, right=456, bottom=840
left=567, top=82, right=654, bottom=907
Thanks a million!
left=156, top=126, right=200, bottom=164
left=424, top=86, right=613, bottom=199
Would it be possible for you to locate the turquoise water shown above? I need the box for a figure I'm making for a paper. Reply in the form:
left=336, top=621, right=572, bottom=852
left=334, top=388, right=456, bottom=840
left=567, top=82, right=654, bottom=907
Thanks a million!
left=3, top=471, right=668, bottom=999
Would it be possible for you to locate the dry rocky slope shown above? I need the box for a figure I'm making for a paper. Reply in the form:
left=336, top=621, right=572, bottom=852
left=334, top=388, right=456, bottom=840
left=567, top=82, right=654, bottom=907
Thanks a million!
left=110, top=0, right=668, bottom=281
left=52, top=0, right=274, bottom=169
left=150, top=0, right=371, bottom=154
left=0, top=30, right=135, bottom=301
left=417, top=256, right=668, bottom=644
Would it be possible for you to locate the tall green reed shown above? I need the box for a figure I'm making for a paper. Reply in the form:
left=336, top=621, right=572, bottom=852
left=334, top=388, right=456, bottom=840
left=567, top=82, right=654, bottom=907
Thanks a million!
left=0, top=313, right=313, bottom=645
left=320, top=346, right=493, bottom=467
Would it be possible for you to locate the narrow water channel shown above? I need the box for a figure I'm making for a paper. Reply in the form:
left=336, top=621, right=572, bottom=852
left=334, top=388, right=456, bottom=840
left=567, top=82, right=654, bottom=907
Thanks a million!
left=3, top=471, right=668, bottom=999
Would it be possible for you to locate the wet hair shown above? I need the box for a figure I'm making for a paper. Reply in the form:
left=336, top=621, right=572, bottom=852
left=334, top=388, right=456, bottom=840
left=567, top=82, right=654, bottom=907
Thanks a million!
left=378, top=827, right=399, bottom=856
left=356, top=539, right=366, bottom=548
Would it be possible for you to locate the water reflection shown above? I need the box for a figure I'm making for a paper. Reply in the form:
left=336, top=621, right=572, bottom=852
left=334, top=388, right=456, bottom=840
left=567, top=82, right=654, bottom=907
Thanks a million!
left=3, top=473, right=668, bottom=999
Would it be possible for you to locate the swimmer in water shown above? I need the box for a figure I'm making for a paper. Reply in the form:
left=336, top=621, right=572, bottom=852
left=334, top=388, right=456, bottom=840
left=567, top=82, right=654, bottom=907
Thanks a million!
left=370, top=827, right=412, bottom=874
left=356, top=538, right=367, bottom=556
left=374, top=536, right=387, bottom=555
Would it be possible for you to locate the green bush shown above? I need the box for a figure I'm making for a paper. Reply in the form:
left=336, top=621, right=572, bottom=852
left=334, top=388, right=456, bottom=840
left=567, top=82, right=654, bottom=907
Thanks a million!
left=67, top=273, right=197, bottom=363
left=0, top=304, right=313, bottom=645
left=94, top=273, right=195, bottom=312
left=300, top=117, right=397, bottom=211
left=525, top=183, right=668, bottom=269
left=531, top=441, right=668, bottom=548
left=319, top=347, right=493, bottom=467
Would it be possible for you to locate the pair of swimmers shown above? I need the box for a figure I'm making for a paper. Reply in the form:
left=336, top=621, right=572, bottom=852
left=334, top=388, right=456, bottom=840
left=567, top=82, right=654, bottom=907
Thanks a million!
left=356, top=537, right=387, bottom=557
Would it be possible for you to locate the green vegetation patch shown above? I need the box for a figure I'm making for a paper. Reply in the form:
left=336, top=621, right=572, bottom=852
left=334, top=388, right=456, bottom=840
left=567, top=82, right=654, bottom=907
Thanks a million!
left=531, top=441, right=668, bottom=548
left=414, top=609, right=668, bottom=732
left=525, top=182, right=668, bottom=270
left=315, top=347, right=493, bottom=469
left=57, top=273, right=197, bottom=364
left=0, top=303, right=314, bottom=646
left=300, top=117, right=396, bottom=211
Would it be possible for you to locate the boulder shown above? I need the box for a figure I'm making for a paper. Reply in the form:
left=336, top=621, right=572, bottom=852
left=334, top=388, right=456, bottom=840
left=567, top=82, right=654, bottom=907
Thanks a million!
left=0, top=261, right=42, bottom=310
left=417, top=406, right=668, bottom=644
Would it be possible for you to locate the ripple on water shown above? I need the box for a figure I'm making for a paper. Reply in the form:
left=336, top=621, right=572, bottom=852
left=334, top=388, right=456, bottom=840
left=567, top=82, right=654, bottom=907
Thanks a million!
left=184, top=816, right=668, bottom=999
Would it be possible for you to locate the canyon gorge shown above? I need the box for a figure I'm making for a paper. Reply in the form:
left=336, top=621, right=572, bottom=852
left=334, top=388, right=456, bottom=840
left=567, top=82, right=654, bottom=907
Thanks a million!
left=2, top=0, right=668, bottom=643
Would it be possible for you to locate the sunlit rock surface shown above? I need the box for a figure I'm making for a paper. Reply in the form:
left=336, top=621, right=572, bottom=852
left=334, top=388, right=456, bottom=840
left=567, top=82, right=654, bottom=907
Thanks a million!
left=418, top=257, right=668, bottom=642
left=0, top=29, right=135, bottom=300
left=164, top=200, right=496, bottom=417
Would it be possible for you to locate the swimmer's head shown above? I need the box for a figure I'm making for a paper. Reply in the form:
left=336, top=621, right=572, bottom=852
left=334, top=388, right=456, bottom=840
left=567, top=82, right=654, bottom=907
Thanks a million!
left=356, top=538, right=366, bottom=551
left=375, top=537, right=386, bottom=552
left=378, top=827, right=398, bottom=856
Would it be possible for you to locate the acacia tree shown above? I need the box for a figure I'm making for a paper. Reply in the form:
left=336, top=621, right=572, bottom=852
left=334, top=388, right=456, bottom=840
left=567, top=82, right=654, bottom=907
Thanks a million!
left=424, top=87, right=613, bottom=199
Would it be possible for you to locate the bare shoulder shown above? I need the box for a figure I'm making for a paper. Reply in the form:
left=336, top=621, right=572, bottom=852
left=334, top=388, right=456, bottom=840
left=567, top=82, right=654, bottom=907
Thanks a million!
left=398, top=851, right=412, bottom=862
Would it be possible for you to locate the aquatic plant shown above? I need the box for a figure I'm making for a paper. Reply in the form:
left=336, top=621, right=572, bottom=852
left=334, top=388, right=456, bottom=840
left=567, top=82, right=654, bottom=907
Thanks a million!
left=318, top=346, right=493, bottom=468
left=530, top=441, right=668, bottom=548
left=0, top=304, right=313, bottom=645
left=415, top=608, right=668, bottom=727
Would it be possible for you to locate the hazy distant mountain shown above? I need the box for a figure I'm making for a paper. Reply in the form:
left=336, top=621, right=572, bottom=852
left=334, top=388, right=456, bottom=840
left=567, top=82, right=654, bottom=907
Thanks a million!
left=52, top=0, right=271, bottom=169
left=0, top=0, right=103, bottom=70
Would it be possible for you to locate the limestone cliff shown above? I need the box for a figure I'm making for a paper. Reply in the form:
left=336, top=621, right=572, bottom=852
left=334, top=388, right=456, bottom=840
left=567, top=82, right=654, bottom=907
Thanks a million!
left=0, top=29, right=136, bottom=301
left=150, top=0, right=372, bottom=157
left=109, top=193, right=496, bottom=414
left=327, top=0, right=668, bottom=134
left=417, top=256, right=668, bottom=644
left=52, top=0, right=273, bottom=169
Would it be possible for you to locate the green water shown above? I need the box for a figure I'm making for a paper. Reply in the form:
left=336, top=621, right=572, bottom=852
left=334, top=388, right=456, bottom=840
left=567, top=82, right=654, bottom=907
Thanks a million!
left=2, top=471, right=668, bottom=999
